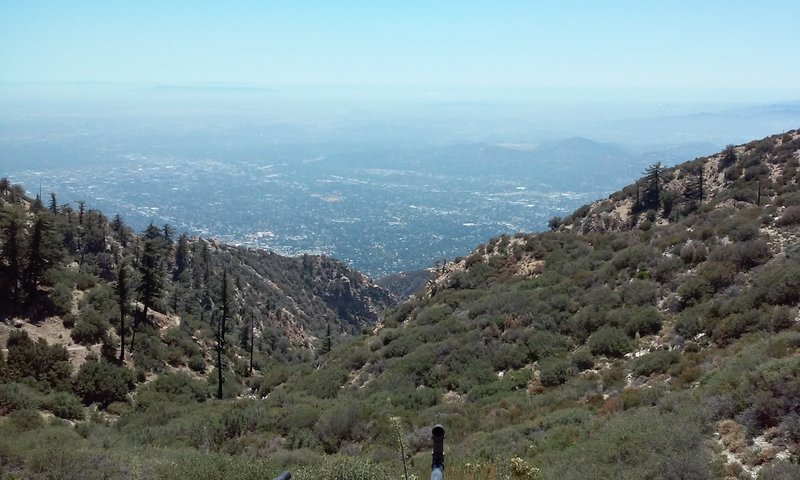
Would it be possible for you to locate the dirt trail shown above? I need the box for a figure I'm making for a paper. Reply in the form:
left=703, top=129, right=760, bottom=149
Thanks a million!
left=0, top=316, right=97, bottom=370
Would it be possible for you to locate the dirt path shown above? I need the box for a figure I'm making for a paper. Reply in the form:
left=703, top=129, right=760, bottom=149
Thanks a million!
left=0, top=317, right=97, bottom=370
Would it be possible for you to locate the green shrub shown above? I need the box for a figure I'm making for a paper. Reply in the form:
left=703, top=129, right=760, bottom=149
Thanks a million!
left=758, top=460, right=800, bottom=480
left=7, top=409, right=45, bottom=432
left=314, top=402, right=366, bottom=453
left=632, top=350, right=680, bottom=376
left=698, top=261, right=737, bottom=292
left=589, top=327, right=632, bottom=358
left=777, top=206, right=800, bottom=227
left=620, top=386, right=665, bottom=409
left=677, top=276, right=712, bottom=307
left=492, top=343, right=528, bottom=370
left=71, top=308, right=110, bottom=345
left=188, top=354, right=206, bottom=372
left=539, top=357, right=572, bottom=387
left=50, top=282, right=74, bottom=316
left=3, top=330, right=71, bottom=391
left=72, top=357, right=134, bottom=407
left=570, top=349, right=594, bottom=371
left=0, top=382, right=44, bottom=415
left=623, top=307, right=662, bottom=337
left=621, top=280, right=658, bottom=306
left=296, top=456, right=389, bottom=480
left=527, top=331, right=571, bottom=361
left=42, top=391, right=84, bottom=420
left=675, top=309, right=705, bottom=338
left=141, top=372, right=208, bottom=402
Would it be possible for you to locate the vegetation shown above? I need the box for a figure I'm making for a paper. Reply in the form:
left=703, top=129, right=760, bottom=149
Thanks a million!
left=1, top=130, right=800, bottom=478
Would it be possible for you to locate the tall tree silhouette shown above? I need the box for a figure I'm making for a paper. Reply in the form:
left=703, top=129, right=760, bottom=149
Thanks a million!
left=174, top=233, right=189, bottom=281
left=215, top=270, right=230, bottom=399
left=720, top=144, right=737, bottom=170
left=1, top=208, right=24, bottom=303
left=24, top=216, right=47, bottom=303
left=117, top=262, right=129, bottom=365
left=134, top=232, right=163, bottom=349
left=642, top=162, right=663, bottom=210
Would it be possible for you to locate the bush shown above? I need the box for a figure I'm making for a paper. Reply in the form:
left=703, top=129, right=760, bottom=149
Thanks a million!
left=589, top=327, right=632, bottom=358
left=621, top=280, right=658, bottom=306
left=623, top=307, right=662, bottom=337
left=0, top=382, right=44, bottom=415
left=71, top=309, right=110, bottom=345
left=42, top=392, right=84, bottom=420
left=314, top=402, right=365, bottom=453
left=677, top=276, right=712, bottom=307
left=72, top=357, right=134, bottom=407
left=698, top=261, right=737, bottom=292
left=539, top=357, right=572, bottom=387
left=51, top=282, right=74, bottom=316
left=188, top=354, right=206, bottom=372
left=777, top=206, right=800, bottom=227
left=3, top=331, right=71, bottom=391
left=141, top=372, right=208, bottom=402
left=632, top=350, right=680, bottom=376
left=758, top=460, right=800, bottom=480
left=296, top=456, right=389, bottom=480
left=527, top=331, right=571, bottom=361
left=570, top=349, right=594, bottom=371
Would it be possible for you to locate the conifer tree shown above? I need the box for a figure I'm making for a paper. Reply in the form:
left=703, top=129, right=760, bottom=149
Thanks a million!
left=720, top=144, right=737, bottom=170
left=49, top=192, right=58, bottom=214
left=162, top=224, right=173, bottom=245
left=1, top=209, right=23, bottom=303
left=24, top=216, right=46, bottom=303
left=77, top=200, right=86, bottom=225
left=116, top=262, right=128, bottom=365
left=215, top=270, right=230, bottom=399
left=134, top=234, right=163, bottom=349
left=32, top=194, right=43, bottom=212
left=174, top=233, right=189, bottom=281
left=321, top=321, right=333, bottom=355
left=642, top=162, right=663, bottom=210
left=684, top=167, right=704, bottom=203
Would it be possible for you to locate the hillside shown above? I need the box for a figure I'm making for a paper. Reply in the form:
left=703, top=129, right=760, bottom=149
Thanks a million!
left=0, top=186, right=394, bottom=372
left=1, top=130, right=800, bottom=479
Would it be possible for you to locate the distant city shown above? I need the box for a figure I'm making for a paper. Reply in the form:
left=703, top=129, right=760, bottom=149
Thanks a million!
left=8, top=143, right=616, bottom=277
left=3, top=95, right=798, bottom=277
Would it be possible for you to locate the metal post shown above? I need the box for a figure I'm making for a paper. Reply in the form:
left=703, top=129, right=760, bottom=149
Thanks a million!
left=431, top=424, right=445, bottom=480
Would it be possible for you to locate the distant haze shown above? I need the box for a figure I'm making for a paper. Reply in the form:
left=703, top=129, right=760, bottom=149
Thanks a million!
left=1, top=2, right=799, bottom=275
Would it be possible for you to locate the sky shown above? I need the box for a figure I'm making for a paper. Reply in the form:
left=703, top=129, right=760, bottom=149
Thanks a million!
left=1, top=1, right=799, bottom=100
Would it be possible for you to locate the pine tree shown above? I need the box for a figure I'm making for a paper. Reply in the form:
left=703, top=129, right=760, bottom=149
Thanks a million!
left=116, top=262, right=128, bottom=365
left=24, top=216, right=46, bottom=303
left=321, top=322, right=333, bottom=355
left=0, top=178, right=9, bottom=198
left=248, top=314, right=256, bottom=376
left=174, top=233, right=189, bottom=281
left=216, top=270, right=230, bottom=399
left=1, top=208, right=23, bottom=303
left=49, top=192, right=58, bottom=214
left=111, top=214, right=128, bottom=247
left=162, top=224, right=173, bottom=245
left=77, top=200, right=86, bottom=225
left=684, top=167, right=704, bottom=203
left=134, top=236, right=163, bottom=349
left=32, top=194, right=43, bottom=212
left=642, top=163, right=663, bottom=210
left=720, top=145, right=737, bottom=170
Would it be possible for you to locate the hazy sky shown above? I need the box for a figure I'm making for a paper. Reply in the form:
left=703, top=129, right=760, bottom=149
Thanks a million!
left=1, top=1, right=799, bottom=96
